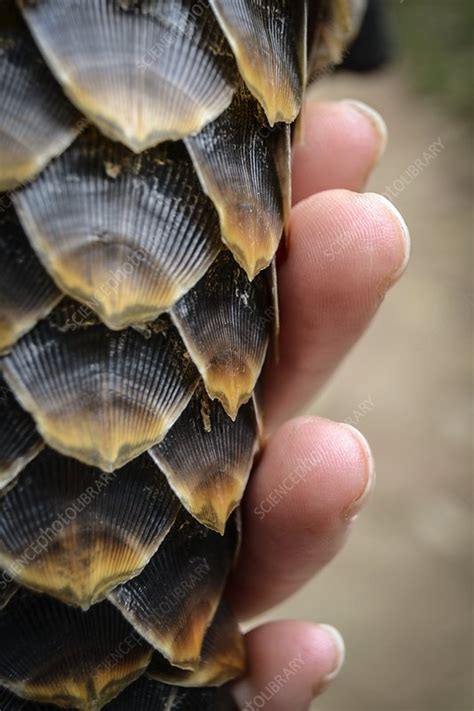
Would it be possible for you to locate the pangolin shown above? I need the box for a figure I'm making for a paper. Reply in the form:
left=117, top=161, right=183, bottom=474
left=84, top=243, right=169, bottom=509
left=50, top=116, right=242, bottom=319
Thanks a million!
left=0, top=1, right=360, bottom=708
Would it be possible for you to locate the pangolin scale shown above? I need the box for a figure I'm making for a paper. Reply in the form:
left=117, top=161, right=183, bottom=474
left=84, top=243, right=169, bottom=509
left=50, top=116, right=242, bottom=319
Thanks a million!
left=0, top=1, right=357, bottom=709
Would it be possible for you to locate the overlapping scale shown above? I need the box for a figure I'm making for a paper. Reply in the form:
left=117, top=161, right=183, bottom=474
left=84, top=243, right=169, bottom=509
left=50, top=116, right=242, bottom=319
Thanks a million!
left=0, top=202, right=61, bottom=354
left=148, top=600, right=245, bottom=687
left=0, top=681, right=239, bottom=710
left=185, top=86, right=288, bottom=279
left=19, top=0, right=237, bottom=151
left=0, top=373, right=42, bottom=492
left=251, top=378, right=266, bottom=445
left=269, top=257, right=281, bottom=345
left=150, top=386, right=257, bottom=533
left=109, top=510, right=239, bottom=670
left=13, top=130, right=222, bottom=330
left=2, top=303, right=199, bottom=471
left=172, top=250, right=272, bottom=419
left=0, top=449, right=180, bottom=609
left=275, top=124, right=293, bottom=239
left=0, top=4, right=344, bottom=709
left=106, top=677, right=238, bottom=711
left=0, top=591, right=152, bottom=710
left=0, top=6, right=80, bottom=191
left=209, top=0, right=307, bottom=124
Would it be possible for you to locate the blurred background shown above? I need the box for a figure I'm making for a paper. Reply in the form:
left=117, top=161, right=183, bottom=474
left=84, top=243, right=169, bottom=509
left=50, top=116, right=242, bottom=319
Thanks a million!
left=254, top=1, right=473, bottom=709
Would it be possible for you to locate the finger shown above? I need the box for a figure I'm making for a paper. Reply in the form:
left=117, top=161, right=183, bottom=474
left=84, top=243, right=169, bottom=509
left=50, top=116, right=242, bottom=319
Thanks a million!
left=292, top=99, right=388, bottom=203
left=228, top=416, right=374, bottom=619
left=266, top=189, right=410, bottom=430
left=233, top=621, right=345, bottom=711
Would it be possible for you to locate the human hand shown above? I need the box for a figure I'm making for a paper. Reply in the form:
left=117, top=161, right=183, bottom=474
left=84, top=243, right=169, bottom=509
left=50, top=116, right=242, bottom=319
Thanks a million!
left=229, top=98, right=410, bottom=710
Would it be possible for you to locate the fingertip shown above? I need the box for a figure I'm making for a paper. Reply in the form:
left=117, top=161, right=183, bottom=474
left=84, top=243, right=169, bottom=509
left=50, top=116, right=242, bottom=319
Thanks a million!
left=293, top=99, right=388, bottom=203
left=339, top=424, right=376, bottom=520
left=232, top=620, right=345, bottom=710
left=266, top=188, right=411, bottom=428
left=317, top=624, right=346, bottom=684
left=230, top=416, right=373, bottom=617
left=366, top=192, right=411, bottom=285
left=340, top=100, right=388, bottom=163
left=249, top=415, right=368, bottom=526
left=288, top=189, right=410, bottom=298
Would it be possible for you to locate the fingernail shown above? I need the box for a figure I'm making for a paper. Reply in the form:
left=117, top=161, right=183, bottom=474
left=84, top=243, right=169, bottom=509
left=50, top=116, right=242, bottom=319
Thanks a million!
left=342, top=99, right=388, bottom=162
left=319, top=624, right=346, bottom=683
left=341, top=424, right=375, bottom=520
left=373, top=193, right=411, bottom=284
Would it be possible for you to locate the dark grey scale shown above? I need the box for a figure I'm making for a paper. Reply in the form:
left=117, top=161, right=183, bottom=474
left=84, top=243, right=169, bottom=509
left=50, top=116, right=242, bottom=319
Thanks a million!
left=150, top=385, right=258, bottom=533
left=0, top=202, right=61, bottom=354
left=2, top=301, right=199, bottom=472
left=0, top=2, right=81, bottom=191
left=209, top=0, right=307, bottom=125
left=13, top=127, right=223, bottom=331
left=19, top=0, right=238, bottom=151
left=109, top=509, right=240, bottom=671
left=148, top=599, right=244, bottom=687
left=14, top=129, right=222, bottom=329
left=0, top=449, right=181, bottom=609
left=0, top=681, right=234, bottom=710
left=0, top=372, right=42, bottom=492
left=185, top=85, right=288, bottom=280
left=106, top=676, right=239, bottom=711
left=0, top=681, right=235, bottom=711
left=172, top=249, right=273, bottom=419
left=0, top=591, right=153, bottom=710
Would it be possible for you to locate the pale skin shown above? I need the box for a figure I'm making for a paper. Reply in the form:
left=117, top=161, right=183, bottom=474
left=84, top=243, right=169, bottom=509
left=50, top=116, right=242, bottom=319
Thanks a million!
left=229, top=99, right=411, bottom=709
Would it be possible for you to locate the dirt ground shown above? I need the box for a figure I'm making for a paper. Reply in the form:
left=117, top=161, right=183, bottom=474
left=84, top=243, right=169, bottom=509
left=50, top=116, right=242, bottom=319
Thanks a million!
left=253, top=69, right=472, bottom=711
